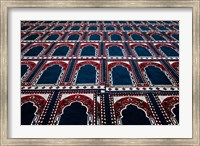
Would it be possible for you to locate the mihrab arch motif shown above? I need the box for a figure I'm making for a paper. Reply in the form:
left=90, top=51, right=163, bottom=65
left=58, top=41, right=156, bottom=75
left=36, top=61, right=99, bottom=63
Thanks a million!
left=36, top=61, right=68, bottom=85
left=139, top=62, right=175, bottom=86
left=21, top=95, right=47, bottom=125
left=108, top=62, right=136, bottom=86
left=66, top=32, right=83, bottom=41
left=73, top=61, right=100, bottom=85
left=114, top=97, right=155, bottom=125
left=55, top=94, right=97, bottom=125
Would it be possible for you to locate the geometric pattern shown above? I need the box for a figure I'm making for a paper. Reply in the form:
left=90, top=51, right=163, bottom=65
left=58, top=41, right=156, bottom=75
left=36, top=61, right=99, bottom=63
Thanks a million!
left=21, top=21, right=179, bottom=125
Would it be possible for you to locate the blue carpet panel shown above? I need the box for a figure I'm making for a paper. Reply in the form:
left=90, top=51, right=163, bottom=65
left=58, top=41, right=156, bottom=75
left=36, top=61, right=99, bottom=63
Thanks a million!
left=21, top=21, right=179, bottom=125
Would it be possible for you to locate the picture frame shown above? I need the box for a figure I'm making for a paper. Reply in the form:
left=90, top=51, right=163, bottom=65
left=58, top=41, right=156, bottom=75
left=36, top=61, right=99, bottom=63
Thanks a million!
left=0, top=0, right=199, bottom=145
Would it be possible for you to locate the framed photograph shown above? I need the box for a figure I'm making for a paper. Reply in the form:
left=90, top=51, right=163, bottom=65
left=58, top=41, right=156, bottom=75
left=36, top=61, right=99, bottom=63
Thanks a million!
left=0, top=0, right=199, bottom=145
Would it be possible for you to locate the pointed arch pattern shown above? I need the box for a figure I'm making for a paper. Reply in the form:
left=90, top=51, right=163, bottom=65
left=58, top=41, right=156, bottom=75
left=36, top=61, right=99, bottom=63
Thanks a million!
left=87, top=32, right=103, bottom=41
left=65, top=32, right=83, bottom=41
left=72, top=61, right=101, bottom=85
left=21, top=91, right=54, bottom=125
left=21, top=95, right=47, bottom=115
left=107, top=61, right=137, bottom=87
left=105, top=43, right=127, bottom=57
left=78, top=43, right=99, bottom=57
left=32, top=61, right=69, bottom=85
left=70, top=24, right=83, bottom=31
left=156, top=25, right=169, bottom=31
left=129, top=43, right=154, bottom=57
left=113, top=97, right=155, bottom=125
left=127, top=32, right=146, bottom=41
left=139, top=25, right=152, bottom=31
left=54, top=94, right=98, bottom=125
left=21, top=21, right=179, bottom=125
left=22, top=43, right=51, bottom=58
left=104, top=24, right=117, bottom=31
left=21, top=94, right=47, bottom=125
left=34, top=25, right=48, bottom=31
left=43, top=32, right=63, bottom=41
left=147, top=32, right=168, bottom=41
left=49, top=43, right=74, bottom=57
left=52, top=25, right=65, bottom=31
left=153, top=43, right=179, bottom=57
left=22, top=32, right=45, bottom=41
left=87, top=24, right=99, bottom=31
left=138, top=62, right=177, bottom=86
left=108, top=32, right=124, bottom=41
left=38, top=90, right=101, bottom=125
left=121, top=24, right=134, bottom=31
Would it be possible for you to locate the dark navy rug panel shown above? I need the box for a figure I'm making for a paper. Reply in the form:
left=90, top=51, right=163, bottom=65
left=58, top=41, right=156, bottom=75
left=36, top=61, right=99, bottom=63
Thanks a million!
left=25, top=34, right=39, bottom=40
left=71, top=26, right=80, bottom=30
left=131, top=34, right=144, bottom=41
left=108, top=46, right=124, bottom=56
left=46, top=34, right=59, bottom=41
left=151, top=34, right=166, bottom=41
left=160, top=46, right=179, bottom=56
left=106, top=26, right=115, bottom=31
left=174, top=25, right=179, bottom=30
left=21, top=26, right=30, bottom=30
left=88, top=26, right=97, bottom=30
left=37, top=65, right=62, bottom=84
left=135, top=46, right=152, bottom=56
left=145, top=66, right=172, bottom=85
left=59, top=102, right=87, bottom=125
left=112, top=66, right=133, bottom=85
left=157, top=26, right=168, bottom=31
left=76, top=65, right=96, bottom=84
left=53, top=26, right=63, bottom=30
left=122, top=105, right=151, bottom=125
left=68, top=34, right=79, bottom=41
left=24, top=46, right=43, bottom=56
left=81, top=46, right=96, bottom=56
left=35, top=26, right=46, bottom=30
left=89, top=34, right=100, bottom=41
left=172, top=34, right=179, bottom=41
left=111, top=34, right=122, bottom=41
left=140, top=26, right=151, bottom=31
left=52, top=46, right=69, bottom=56
left=123, top=26, right=133, bottom=31
left=21, top=102, right=36, bottom=125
